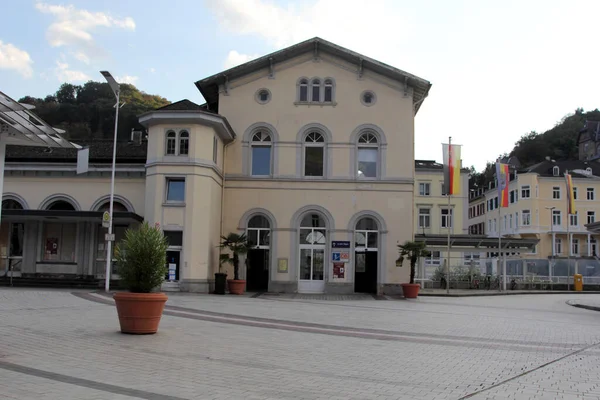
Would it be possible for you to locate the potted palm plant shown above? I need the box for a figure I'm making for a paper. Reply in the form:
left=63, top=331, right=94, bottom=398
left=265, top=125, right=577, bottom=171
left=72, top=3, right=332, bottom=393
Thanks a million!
left=113, top=222, right=169, bottom=334
left=396, top=240, right=430, bottom=298
left=219, top=232, right=250, bottom=295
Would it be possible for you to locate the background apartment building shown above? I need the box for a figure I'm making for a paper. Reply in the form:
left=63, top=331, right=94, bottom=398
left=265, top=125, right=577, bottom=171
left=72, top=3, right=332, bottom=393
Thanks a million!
left=468, top=159, right=600, bottom=282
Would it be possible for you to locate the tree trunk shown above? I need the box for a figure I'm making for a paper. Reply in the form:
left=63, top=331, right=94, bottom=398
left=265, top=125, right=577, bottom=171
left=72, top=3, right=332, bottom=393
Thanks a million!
left=410, top=255, right=417, bottom=284
left=233, top=253, right=239, bottom=280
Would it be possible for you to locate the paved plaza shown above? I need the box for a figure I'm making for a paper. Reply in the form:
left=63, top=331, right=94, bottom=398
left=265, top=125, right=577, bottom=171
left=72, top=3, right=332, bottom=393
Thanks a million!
left=1, top=289, right=600, bottom=399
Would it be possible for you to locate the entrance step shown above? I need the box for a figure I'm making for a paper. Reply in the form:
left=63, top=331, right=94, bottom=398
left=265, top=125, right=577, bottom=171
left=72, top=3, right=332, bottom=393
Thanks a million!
left=161, top=281, right=180, bottom=292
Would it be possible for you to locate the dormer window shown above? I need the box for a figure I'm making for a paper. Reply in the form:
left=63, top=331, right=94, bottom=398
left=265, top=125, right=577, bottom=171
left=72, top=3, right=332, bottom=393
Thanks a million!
left=165, top=129, right=190, bottom=156
left=553, top=166, right=559, bottom=176
left=297, top=77, right=335, bottom=104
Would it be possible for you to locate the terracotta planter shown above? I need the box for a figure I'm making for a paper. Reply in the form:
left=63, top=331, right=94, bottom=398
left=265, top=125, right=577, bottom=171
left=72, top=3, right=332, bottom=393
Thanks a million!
left=227, top=279, right=246, bottom=295
left=401, top=283, right=420, bottom=299
left=113, top=292, right=168, bottom=334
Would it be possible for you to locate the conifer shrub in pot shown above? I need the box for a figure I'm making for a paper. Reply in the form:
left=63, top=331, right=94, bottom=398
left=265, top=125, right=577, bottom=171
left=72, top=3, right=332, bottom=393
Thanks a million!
left=113, top=222, right=169, bottom=334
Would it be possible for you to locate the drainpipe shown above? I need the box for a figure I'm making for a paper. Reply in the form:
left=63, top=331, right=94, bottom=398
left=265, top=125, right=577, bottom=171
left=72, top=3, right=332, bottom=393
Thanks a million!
left=219, top=140, right=233, bottom=246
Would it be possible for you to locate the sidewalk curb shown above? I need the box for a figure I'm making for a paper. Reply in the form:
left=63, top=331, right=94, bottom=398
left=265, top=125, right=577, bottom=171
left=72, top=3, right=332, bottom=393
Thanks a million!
left=419, top=291, right=600, bottom=297
left=566, top=300, right=600, bottom=312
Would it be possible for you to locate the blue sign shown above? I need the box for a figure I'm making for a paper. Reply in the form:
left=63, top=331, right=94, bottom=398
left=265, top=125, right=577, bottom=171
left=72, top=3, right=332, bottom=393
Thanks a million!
left=332, top=252, right=341, bottom=261
left=332, top=241, right=350, bottom=249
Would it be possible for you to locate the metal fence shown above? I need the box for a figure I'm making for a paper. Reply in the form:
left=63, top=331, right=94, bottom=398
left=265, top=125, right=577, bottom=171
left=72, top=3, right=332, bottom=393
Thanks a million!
left=416, top=256, right=600, bottom=290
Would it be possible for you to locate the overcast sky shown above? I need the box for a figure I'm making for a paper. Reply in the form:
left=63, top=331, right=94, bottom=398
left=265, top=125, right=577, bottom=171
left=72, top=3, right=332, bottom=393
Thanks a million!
left=1, top=0, right=599, bottom=170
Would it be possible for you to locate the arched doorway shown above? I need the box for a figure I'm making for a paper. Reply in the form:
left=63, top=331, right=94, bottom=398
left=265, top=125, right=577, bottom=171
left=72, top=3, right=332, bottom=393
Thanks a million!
left=354, top=217, right=378, bottom=294
left=298, top=213, right=326, bottom=293
left=1, top=198, right=25, bottom=277
left=246, top=215, right=270, bottom=292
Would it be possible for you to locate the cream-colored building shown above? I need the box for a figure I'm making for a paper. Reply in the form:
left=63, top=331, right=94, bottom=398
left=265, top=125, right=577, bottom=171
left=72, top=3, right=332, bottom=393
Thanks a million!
left=0, top=37, right=434, bottom=295
left=414, top=160, right=471, bottom=264
left=468, top=160, right=600, bottom=279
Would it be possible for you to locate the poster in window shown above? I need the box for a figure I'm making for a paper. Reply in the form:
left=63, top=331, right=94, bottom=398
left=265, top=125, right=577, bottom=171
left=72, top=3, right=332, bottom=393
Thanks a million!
left=46, top=238, right=58, bottom=255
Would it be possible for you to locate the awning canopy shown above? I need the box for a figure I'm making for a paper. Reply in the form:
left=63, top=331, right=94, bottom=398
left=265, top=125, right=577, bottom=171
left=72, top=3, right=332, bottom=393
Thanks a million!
left=586, top=221, right=600, bottom=233
left=0, top=91, right=81, bottom=149
left=2, top=210, right=143, bottom=224
left=415, top=234, right=539, bottom=252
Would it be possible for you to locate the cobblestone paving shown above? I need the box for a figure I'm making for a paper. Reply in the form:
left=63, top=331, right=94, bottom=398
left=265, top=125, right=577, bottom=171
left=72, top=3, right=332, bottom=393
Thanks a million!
left=1, top=289, right=600, bottom=400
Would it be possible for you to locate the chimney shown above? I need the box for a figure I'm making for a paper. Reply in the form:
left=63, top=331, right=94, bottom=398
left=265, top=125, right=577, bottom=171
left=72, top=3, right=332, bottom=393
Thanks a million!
left=130, top=129, right=143, bottom=145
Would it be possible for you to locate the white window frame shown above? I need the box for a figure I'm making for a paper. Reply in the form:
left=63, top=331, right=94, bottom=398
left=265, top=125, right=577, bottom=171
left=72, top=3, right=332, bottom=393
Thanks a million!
left=356, top=131, right=379, bottom=179
left=588, top=211, right=596, bottom=224
left=521, top=185, right=530, bottom=199
left=522, top=210, right=531, bottom=226
left=165, top=177, right=185, bottom=203
left=165, top=129, right=190, bottom=156
left=441, top=208, right=453, bottom=228
left=554, top=238, right=562, bottom=255
left=573, top=187, right=578, bottom=200
left=587, top=187, right=595, bottom=201
left=418, top=208, right=431, bottom=229
left=552, top=210, right=561, bottom=226
left=570, top=212, right=578, bottom=227
left=424, top=250, right=441, bottom=266
left=572, top=238, right=579, bottom=255
left=250, top=130, right=273, bottom=176
left=303, top=131, right=326, bottom=177
left=552, top=186, right=561, bottom=199
left=418, top=182, right=431, bottom=196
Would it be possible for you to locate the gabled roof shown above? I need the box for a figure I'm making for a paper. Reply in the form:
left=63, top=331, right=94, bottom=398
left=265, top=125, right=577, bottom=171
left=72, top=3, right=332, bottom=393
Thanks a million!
left=6, top=139, right=147, bottom=164
left=518, top=159, right=600, bottom=177
left=415, top=159, right=470, bottom=173
left=156, top=99, right=213, bottom=112
left=195, top=37, right=432, bottom=114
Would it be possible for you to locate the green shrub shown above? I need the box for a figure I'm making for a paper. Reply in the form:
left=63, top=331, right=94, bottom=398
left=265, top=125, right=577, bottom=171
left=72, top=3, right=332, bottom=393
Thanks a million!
left=115, top=222, right=169, bottom=293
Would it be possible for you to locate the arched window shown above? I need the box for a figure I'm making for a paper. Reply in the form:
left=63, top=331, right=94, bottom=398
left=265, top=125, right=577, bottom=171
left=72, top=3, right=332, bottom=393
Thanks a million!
left=2, top=199, right=23, bottom=210
left=247, top=215, right=270, bottom=248
left=357, top=131, right=379, bottom=178
left=179, top=130, right=189, bottom=156
left=310, top=79, right=321, bottom=102
left=166, top=131, right=176, bottom=155
left=46, top=200, right=76, bottom=211
left=304, top=131, right=325, bottom=177
left=298, top=79, right=308, bottom=102
left=251, top=131, right=272, bottom=176
left=97, top=201, right=128, bottom=213
left=299, top=213, right=326, bottom=282
left=324, top=79, right=333, bottom=102
left=355, top=217, right=378, bottom=249
left=553, top=166, right=559, bottom=176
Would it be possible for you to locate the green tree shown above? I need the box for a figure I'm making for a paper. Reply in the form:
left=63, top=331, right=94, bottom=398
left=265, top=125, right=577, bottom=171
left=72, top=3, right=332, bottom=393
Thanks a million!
left=397, top=241, right=430, bottom=284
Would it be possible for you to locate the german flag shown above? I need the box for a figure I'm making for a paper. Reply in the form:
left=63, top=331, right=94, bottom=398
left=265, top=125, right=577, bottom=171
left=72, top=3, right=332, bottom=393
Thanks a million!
left=442, top=143, right=461, bottom=195
left=496, top=162, right=510, bottom=207
left=565, top=172, right=576, bottom=214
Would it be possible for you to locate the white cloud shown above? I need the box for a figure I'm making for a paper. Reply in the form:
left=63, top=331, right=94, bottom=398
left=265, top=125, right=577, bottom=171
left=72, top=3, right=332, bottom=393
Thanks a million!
left=149, top=67, right=156, bottom=73
left=55, top=60, right=90, bottom=82
left=206, top=0, right=600, bottom=170
left=0, top=40, right=33, bottom=78
left=116, top=75, right=139, bottom=85
left=73, top=51, right=90, bottom=64
left=224, top=50, right=260, bottom=69
left=35, top=2, right=135, bottom=62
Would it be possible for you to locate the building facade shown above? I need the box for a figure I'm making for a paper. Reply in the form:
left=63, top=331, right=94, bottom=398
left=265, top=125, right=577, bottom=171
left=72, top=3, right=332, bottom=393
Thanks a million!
left=0, top=37, right=433, bottom=295
left=467, top=160, right=600, bottom=280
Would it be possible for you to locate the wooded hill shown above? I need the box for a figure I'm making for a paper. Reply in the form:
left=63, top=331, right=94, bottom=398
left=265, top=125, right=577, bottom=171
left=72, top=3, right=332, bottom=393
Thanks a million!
left=470, top=108, right=600, bottom=190
left=18, top=81, right=171, bottom=141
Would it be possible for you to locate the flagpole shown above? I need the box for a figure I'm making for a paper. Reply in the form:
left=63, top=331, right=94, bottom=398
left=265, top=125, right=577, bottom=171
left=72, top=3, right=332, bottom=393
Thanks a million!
left=567, top=216, right=571, bottom=291
left=499, top=203, right=504, bottom=291
left=446, top=136, right=452, bottom=294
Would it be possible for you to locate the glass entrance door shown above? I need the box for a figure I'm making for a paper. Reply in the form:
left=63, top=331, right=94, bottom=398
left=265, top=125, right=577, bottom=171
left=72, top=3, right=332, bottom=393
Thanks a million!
left=0, top=222, right=24, bottom=277
left=165, top=250, right=180, bottom=281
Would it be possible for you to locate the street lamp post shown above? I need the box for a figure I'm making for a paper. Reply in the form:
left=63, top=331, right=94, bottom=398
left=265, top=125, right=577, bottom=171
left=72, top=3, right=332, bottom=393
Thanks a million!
left=546, top=206, right=556, bottom=290
left=100, top=71, right=120, bottom=293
